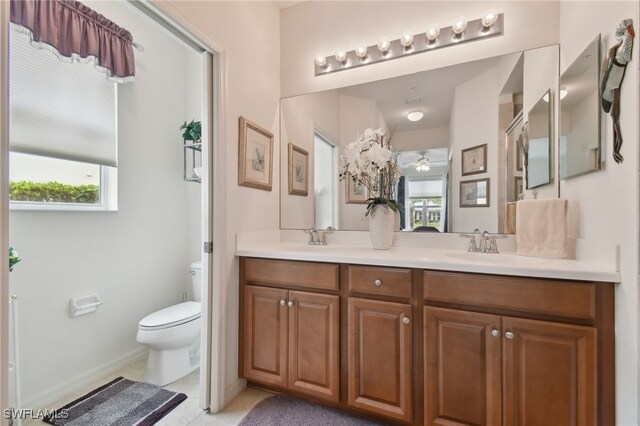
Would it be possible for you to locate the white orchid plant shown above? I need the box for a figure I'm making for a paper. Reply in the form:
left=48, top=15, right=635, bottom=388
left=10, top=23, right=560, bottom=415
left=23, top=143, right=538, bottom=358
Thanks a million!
left=339, top=128, right=402, bottom=216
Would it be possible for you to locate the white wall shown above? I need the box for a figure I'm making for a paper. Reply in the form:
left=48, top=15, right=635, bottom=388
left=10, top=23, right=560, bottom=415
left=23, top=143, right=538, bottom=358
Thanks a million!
left=281, top=1, right=559, bottom=97
left=167, top=0, right=281, bottom=400
left=9, top=0, right=202, bottom=403
left=449, top=67, right=499, bottom=232
left=558, top=2, right=639, bottom=425
left=392, top=127, right=449, bottom=152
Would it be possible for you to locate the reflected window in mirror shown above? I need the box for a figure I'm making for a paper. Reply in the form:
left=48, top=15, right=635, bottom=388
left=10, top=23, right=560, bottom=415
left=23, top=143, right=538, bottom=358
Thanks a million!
left=560, top=35, right=601, bottom=179
left=314, top=132, right=338, bottom=229
left=527, top=89, right=552, bottom=189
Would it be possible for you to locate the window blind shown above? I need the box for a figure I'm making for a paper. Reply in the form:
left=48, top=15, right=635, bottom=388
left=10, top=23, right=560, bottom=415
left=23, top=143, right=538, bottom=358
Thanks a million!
left=9, top=29, right=118, bottom=167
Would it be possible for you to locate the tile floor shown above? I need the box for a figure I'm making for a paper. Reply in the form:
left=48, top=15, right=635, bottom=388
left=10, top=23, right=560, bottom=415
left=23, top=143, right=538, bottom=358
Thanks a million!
left=22, top=357, right=273, bottom=425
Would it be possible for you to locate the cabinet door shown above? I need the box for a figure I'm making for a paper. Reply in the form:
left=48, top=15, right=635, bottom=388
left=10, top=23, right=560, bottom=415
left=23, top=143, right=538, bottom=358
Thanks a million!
left=502, top=317, right=596, bottom=426
left=348, top=297, right=412, bottom=422
left=288, top=291, right=340, bottom=402
left=424, top=307, right=502, bottom=426
left=242, top=285, right=288, bottom=387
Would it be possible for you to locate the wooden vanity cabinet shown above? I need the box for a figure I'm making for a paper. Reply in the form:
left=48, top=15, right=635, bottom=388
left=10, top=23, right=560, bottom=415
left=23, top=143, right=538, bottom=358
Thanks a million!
left=240, top=259, right=340, bottom=402
left=240, top=258, right=614, bottom=426
left=423, top=271, right=613, bottom=426
left=348, top=297, right=413, bottom=422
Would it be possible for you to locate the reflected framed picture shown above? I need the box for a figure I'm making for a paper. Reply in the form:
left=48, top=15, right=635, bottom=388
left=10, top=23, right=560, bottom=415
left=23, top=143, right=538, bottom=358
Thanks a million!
left=288, top=143, right=308, bottom=196
left=460, top=178, right=490, bottom=208
left=238, top=117, right=273, bottom=191
left=346, top=174, right=368, bottom=204
left=461, top=143, right=488, bottom=176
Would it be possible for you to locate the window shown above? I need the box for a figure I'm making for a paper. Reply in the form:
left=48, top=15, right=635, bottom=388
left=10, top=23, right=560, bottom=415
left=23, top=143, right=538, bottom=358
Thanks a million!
left=408, top=179, right=444, bottom=231
left=9, top=29, right=118, bottom=210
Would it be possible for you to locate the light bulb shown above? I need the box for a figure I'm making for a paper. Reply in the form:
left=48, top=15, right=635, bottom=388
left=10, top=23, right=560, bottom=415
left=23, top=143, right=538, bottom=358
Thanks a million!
left=355, top=45, right=368, bottom=59
left=426, top=24, right=440, bottom=42
left=377, top=37, right=391, bottom=53
left=407, top=111, right=424, bottom=122
left=482, top=9, right=498, bottom=28
left=314, top=54, right=327, bottom=67
left=335, top=49, right=347, bottom=63
left=400, top=31, right=414, bottom=47
left=452, top=16, right=468, bottom=35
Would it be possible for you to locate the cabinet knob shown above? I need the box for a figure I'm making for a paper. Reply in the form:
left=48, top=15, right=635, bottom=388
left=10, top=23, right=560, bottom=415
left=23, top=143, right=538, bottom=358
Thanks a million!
left=491, top=329, right=501, bottom=338
left=402, top=316, right=410, bottom=324
left=287, top=300, right=294, bottom=308
left=505, top=331, right=515, bottom=340
left=374, top=279, right=382, bottom=286
left=279, top=299, right=286, bottom=306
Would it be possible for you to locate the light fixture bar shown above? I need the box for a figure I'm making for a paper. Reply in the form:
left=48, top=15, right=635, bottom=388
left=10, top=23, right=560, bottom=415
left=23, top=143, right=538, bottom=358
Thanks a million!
left=314, top=14, right=504, bottom=76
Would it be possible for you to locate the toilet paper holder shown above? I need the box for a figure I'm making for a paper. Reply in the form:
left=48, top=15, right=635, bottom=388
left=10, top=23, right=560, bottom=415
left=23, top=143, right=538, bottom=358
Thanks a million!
left=70, top=294, right=103, bottom=318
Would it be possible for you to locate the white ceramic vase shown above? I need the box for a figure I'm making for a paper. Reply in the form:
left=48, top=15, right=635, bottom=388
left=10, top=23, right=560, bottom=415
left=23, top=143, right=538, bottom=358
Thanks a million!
left=369, top=205, right=395, bottom=250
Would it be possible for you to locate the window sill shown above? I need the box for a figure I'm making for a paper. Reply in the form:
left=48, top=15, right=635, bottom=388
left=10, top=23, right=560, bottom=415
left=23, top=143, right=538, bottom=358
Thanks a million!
left=10, top=202, right=117, bottom=212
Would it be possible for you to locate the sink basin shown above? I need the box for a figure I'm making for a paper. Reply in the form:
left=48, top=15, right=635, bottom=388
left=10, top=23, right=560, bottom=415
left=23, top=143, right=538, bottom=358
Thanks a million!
left=445, top=252, right=516, bottom=263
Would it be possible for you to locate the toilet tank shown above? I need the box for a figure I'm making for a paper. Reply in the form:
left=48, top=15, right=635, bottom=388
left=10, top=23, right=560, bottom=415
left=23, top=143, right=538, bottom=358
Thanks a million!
left=190, top=262, right=202, bottom=302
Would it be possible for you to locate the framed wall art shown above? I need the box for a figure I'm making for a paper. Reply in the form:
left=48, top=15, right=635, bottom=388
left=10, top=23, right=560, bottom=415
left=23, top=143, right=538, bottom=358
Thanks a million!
left=238, top=116, right=273, bottom=191
left=460, top=178, right=490, bottom=208
left=461, top=143, right=488, bottom=176
left=346, top=174, right=368, bottom=204
left=288, top=143, right=309, bottom=196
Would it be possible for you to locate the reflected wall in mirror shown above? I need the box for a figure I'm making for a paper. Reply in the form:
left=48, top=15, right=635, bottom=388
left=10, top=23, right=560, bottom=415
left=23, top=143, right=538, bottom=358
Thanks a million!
left=560, top=35, right=601, bottom=179
left=527, top=90, right=552, bottom=188
left=280, top=45, right=559, bottom=233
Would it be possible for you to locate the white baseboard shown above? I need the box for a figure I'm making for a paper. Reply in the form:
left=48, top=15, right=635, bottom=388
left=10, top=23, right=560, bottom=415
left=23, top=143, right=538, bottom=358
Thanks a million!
left=223, top=378, right=246, bottom=407
left=23, top=346, right=148, bottom=410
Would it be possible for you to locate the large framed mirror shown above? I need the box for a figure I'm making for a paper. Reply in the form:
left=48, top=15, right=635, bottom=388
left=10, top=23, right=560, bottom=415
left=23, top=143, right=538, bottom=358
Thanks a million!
left=560, top=35, right=601, bottom=179
left=280, top=45, right=559, bottom=234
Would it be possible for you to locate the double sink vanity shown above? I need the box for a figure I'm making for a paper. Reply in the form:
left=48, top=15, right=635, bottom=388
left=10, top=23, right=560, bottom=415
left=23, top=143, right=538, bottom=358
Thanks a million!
left=236, top=27, right=615, bottom=426
left=236, top=236, right=618, bottom=425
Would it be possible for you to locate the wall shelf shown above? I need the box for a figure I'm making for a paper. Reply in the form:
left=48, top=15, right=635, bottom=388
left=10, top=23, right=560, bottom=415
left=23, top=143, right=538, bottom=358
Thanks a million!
left=184, top=141, right=202, bottom=183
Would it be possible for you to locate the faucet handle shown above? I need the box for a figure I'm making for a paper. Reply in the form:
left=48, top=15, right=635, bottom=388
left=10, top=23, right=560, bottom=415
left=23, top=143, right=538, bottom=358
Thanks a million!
left=325, top=226, right=334, bottom=234
left=303, top=228, right=317, bottom=244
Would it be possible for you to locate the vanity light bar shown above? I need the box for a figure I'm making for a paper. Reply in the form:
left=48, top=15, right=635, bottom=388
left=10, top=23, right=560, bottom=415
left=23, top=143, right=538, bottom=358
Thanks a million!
left=314, top=13, right=504, bottom=76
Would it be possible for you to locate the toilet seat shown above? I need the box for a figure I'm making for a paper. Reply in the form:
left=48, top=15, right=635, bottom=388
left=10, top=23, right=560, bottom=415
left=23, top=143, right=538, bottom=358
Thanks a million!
left=138, top=301, right=201, bottom=331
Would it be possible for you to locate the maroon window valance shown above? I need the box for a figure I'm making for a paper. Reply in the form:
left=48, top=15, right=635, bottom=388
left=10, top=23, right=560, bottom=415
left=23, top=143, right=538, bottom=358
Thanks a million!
left=10, top=0, right=136, bottom=83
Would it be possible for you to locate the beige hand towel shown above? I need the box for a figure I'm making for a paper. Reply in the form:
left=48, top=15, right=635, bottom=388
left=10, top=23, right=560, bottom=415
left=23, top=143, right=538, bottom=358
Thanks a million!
left=516, top=198, right=568, bottom=258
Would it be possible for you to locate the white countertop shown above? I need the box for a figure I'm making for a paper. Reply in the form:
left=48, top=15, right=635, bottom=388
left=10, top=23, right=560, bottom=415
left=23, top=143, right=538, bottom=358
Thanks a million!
left=235, top=241, right=620, bottom=283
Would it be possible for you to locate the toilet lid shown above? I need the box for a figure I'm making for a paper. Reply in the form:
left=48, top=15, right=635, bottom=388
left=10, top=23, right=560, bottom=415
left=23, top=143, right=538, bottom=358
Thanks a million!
left=139, top=301, right=201, bottom=330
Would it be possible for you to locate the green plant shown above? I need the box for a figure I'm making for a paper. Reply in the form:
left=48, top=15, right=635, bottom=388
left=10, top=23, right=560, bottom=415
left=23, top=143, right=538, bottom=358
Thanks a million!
left=9, top=246, right=20, bottom=271
left=180, top=120, right=202, bottom=142
left=9, top=181, right=100, bottom=204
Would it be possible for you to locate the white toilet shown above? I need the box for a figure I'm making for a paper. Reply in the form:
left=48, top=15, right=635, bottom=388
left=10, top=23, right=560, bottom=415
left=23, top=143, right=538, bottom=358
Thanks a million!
left=137, top=262, right=202, bottom=386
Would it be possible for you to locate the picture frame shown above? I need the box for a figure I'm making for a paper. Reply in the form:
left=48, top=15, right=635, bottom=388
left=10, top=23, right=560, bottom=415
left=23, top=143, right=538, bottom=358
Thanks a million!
left=346, top=174, right=368, bottom=204
left=459, top=178, right=490, bottom=208
left=514, top=176, right=523, bottom=199
left=288, top=143, right=309, bottom=196
left=238, top=116, right=273, bottom=191
left=461, top=143, right=488, bottom=176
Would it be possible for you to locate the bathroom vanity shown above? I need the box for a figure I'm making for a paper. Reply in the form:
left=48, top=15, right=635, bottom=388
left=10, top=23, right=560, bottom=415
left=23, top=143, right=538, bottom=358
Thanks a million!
left=237, top=246, right=617, bottom=426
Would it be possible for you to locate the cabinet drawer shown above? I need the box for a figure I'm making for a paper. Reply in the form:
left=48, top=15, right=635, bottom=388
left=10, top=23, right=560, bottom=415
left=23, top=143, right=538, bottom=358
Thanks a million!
left=348, top=265, right=412, bottom=298
left=244, top=258, right=339, bottom=291
left=423, top=271, right=596, bottom=320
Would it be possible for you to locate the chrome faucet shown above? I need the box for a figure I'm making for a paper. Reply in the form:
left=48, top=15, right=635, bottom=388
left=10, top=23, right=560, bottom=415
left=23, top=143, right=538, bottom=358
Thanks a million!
left=460, top=229, right=507, bottom=254
left=304, top=226, right=334, bottom=245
